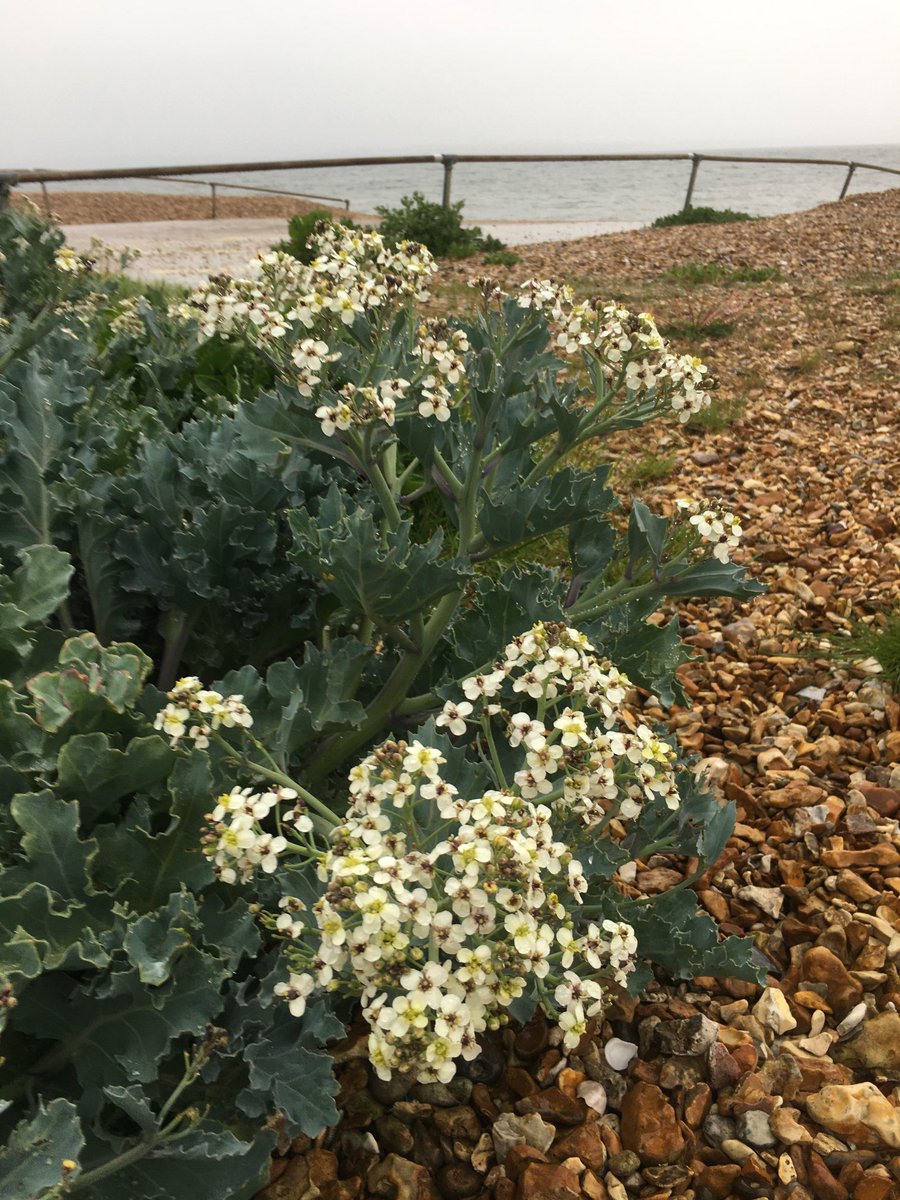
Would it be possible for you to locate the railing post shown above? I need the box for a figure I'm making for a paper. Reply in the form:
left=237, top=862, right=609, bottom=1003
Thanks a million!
left=683, top=153, right=701, bottom=212
left=210, top=183, right=217, bottom=219
left=0, top=173, right=18, bottom=211
left=441, top=155, right=457, bottom=209
left=839, top=162, right=856, bottom=200
left=40, top=181, right=52, bottom=218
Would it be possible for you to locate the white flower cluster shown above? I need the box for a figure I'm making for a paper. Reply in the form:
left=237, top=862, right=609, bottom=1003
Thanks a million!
left=54, top=247, right=87, bottom=275
left=180, top=226, right=436, bottom=355
left=202, top=784, right=310, bottom=884
left=273, top=731, right=639, bottom=1080
left=154, top=675, right=253, bottom=749
left=107, top=296, right=145, bottom=338
left=315, top=379, right=405, bottom=437
left=677, top=499, right=744, bottom=563
left=516, top=278, right=574, bottom=321
left=267, top=622, right=671, bottom=1080
left=441, top=622, right=681, bottom=823
left=410, top=320, right=470, bottom=422
left=519, top=286, right=712, bottom=422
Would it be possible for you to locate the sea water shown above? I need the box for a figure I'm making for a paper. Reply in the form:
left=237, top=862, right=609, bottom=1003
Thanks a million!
left=27, top=143, right=900, bottom=225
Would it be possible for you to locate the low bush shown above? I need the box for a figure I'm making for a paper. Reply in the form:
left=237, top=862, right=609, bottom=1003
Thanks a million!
left=482, top=248, right=521, bottom=267
left=375, top=191, right=505, bottom=258
left=0, top=211, right=764, bottom=1196
left=653, top=205, right=755, bottom=228
left=273, top=209, right=360, bottom=264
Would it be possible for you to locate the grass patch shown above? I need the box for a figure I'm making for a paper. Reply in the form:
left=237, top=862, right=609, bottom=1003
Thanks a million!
left=652, top=206, right=755, bottom=228
left=794, top=350, right=823, bottom=375
left=684, top=394, right=747, bottom=433
left=107, top=275, right=191, bottom=305
left=614, top=450, right=678, bottom=490
left=838, top=609, right=900, bottom=687
left=665, top=263, right=783, bottom=286
left=660, top=318, right=735, bottom=340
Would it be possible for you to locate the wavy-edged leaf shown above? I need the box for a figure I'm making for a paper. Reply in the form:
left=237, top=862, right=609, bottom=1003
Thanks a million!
left=0, top=885, right=112, bottom=980
left=240, top=1008, right=340, bottom=1137
left=8, top=791, right=97, bottom=901
left=478, top=465, right=614, bottom=552
left=0, top=1098, right=84, bottom=1200
left=123, top=892, right=197, bottom=985
left=290, top=486, right=470, bottom=624
left=56, top=733, right=174, bottom=823
left=87, top=1126, right=276, bottom=1200
left=663, top=557, right=765, bottom=599
left=95, top=752, right=214, bottom=909
left=265, top=637, right=370, bottom=754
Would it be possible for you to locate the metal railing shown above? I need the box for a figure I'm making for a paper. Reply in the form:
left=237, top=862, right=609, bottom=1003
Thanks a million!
left=2, top=151, right=899, bottom=216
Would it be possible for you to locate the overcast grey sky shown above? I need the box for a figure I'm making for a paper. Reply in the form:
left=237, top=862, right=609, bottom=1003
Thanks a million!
left=4, top=0, right=899, bottom=169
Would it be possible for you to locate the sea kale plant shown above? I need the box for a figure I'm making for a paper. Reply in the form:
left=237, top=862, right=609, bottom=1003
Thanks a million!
left=0, top=214, right=762, bottom=1197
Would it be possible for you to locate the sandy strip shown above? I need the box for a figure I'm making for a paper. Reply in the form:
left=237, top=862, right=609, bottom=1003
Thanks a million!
left=62, top=216, right=646, bottom=286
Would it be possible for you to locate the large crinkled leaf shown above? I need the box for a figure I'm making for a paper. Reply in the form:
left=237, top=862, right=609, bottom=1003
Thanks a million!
left=0, top=885, right=112, bottom=980
left=101, top=1084, right=158, bottom=1134
left=55, top=733, right=174, bottom=823
left=1, top=544, right=73, bottom=625
left=77, top=514, right=132, bottom=644
left=663, top=557, right=765, bottom=599
left=7, top=791, right=97, bottom=901
left=26, top=634, right=151, bottom=732
left=0, top=544, right=73, bottom=674
left=240, top=1007, right=340, bottom=1137
left=617, top=888, right=763, bottom=983
left=478, top=465, right=614, bottom=551
left=13, top=948, right=230, bottom=1102
left=444, top=567, right=565, bottom=679
left=195, top=894, right=260, bottom=972
left=0, top=682, right=46, bottom=785
left=86, top=1126, right=276, bottom=1200
left=587, top=613, right=690, bottom=709
left=0, top=359, right=82, bottom=555
left=123, top=892, right=198, bottom=985
left=94, top=752, right=214, bottom=909
left=265, top=637, right=370, bottom=754
left=626, top=499, right=668, bottom=570
left=290, top=486, right=470, bottom=625
left=0, top=1098, right=84, bottom=1200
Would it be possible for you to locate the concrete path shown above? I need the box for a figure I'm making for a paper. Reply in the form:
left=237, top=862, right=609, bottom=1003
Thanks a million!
left=63, top=216, right=645, bottom=286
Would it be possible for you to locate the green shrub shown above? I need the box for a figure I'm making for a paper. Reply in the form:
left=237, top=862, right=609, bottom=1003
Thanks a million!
left=375, top=191, right=505, bottom=258
left=653, top=205, right=755, bottom=228
left=482, top=248, right=521, bottom=267
left=273, top=208, right=360, bottom=263
left=0, top=214, right=765, bottom=1196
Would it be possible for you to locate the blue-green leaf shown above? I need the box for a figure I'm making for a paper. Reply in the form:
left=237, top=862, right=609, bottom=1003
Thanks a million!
left=0, top=1098, right=84, bottom=1200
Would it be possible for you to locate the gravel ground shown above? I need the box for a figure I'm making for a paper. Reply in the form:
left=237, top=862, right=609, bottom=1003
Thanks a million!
left=12, top=188, right=340, bottom=224
left=255, top=191, right=900, bottom=1200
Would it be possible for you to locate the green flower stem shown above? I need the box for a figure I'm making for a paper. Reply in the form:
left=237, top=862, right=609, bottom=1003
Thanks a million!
left=567, top=577, right=661, bottom=623
left=57, top=1049, right=209, bottom=1196
left=395, top=690, right=440, bottom=716
left=214, top=735, right=339, bottom=830
left=305, top=587, right=463, bottom=785
left=364, top=447, right=403, bottom=532
left=432, top=448, right=464, bottom=500
left=481, top=716, right=508, bottom=788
